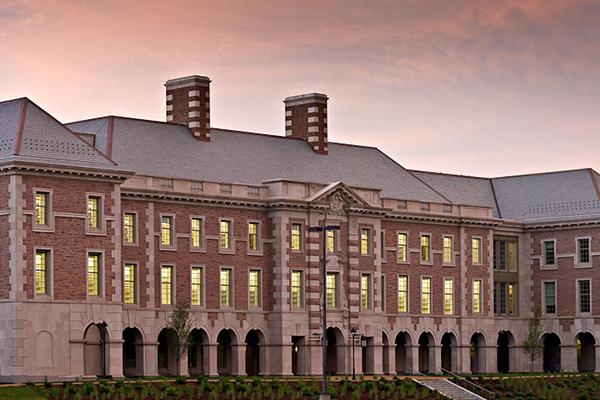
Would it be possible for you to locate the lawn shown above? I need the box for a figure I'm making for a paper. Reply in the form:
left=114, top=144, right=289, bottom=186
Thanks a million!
left=0, top=384, right=45, bottom=400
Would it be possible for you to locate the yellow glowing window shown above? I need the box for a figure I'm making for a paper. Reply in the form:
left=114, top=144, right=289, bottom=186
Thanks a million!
left=191, top=267, right=203, bottom=306
left=123, top=213, right=136, bottom=244
left=508, top=283, right=516, bottom=315
left=35, top=250, right=49, bottom=295
left=87, top=196, right=100, bottom=229
left=507, top=242, right=516, bottom=271
left=191, top=218, right=202, bottom=248
left=361, top=274, right=371, bottom=310
left=291, top=270, right=304, bottom=308
left=220, top=220, right=232, bottom=250
left=360, top=229, right=370, bottom=255
left=161, top=216, right=172, bottom=246
left=444, top=278, right=454, bottom=315
left=421, top=277, right=431, bottom=314
left=473, top=280, right=481, bottom=314
left=123, top=263, right=136, bottom=304
left=326, top=229, right=337, bottom=253
left=397, top=233, right=407, bottom=262
left=291, top=223, right=302, bottom=251
left=472, top=237, right=481, bottom=264
left=35, top=192, right=48, bottom=226
left=421, top=235, right=431, bottom=263
left=220, top=269, right=232, bottom=307
left=161, top=266, right=173, bottom=305
left=326, top=273, right=338, bottom=308
left=398, top=275, right=408, bottom=312
left=87, top=253, right=101, bottom=296
left=248, top=222, right=259, bottom=251
left=248, top=270, right=261, bottom=307
left=443, top=236, right=453, bottom=264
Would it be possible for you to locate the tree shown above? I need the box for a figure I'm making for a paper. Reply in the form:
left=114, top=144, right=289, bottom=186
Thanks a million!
left=522, top=307, right=544, bottom=372
left=165, top=302, right=195, bottom=376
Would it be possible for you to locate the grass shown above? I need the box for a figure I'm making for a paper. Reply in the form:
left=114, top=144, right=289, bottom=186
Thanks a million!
left=0, top=385, right=45, bottom=400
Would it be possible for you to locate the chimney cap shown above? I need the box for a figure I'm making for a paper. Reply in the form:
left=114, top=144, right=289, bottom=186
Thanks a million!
left=284, top=93, right=328, bottom=105
left=165, top=75, right=211, bottom=89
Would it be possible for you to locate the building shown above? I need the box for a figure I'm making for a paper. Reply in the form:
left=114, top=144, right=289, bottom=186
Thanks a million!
left=0, top=75, right=599, bottom=382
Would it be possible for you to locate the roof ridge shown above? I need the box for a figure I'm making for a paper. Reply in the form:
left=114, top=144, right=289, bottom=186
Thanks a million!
left=409, top=169, right=491, bottom=180
left=492, top=168, right=591, bottom=180
left=0, top=97, right=27, bottom=107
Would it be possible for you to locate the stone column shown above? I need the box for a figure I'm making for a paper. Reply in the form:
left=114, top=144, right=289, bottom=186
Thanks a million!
left=459, top=344, right=471, bottom=373
left=108, top=340, right=124, bottom=378
left=485, top=344, right=497, bottom=374
left=178, top=354, right=189, bottom=377
left=308, top=339, right=322, bottom=375
left=433, top=345, right=442, bottom=373
left=235, top=344, right=247, bottom=376
left=387, top=344, right=396, bottom=375
left=410, top=345, right=420, bottom=374
left=561, top=344, right=578, bottom=372
left=208, top=344, right=218, bottom=376
left=144, top=343, right=159, bottom=376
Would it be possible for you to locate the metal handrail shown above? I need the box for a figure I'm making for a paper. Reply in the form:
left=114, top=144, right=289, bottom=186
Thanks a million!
left=440, top=368, right=495, bottom=399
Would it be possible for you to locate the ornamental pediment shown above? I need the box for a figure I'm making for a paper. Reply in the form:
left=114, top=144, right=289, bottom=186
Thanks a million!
left=305, top=181, right=372, bottom=214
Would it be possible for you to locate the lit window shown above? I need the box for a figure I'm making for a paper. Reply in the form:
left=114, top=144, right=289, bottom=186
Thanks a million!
left=191, top=218, right=203, bottom=248
left=161, top=216, right=173, bottom=246
left=420, top=235, right=431, bottom=263
left=326, top=229, right=337, bottom=253
left=220, top=269, right=232, bottom=307
left=291, top=223, right=302, bottom=251
left=508, top=283, right=516, bottom=315
left=543, top=241, right=555, bottom=265
left=421, top=277, right=431, bottom=314
left=191, top=267, right=203, bottom=306
left=444, top=278, right=453, bottom=315
left=507, top=242, right=517, bottom=271
left=291, top=270, right=304, bottom=308
left=35, top=192, right=49, bottom=226
left=360, top=228, right=370, bottom=255
left=161, top=265, right=173, bottom=305
left=544, top=281, right=556, bottom=314
left=35, top=250, right=50, bottom=295
left=123, top=213, right=136, bottom=244
left=248, top=222, right=259, bottom=251
left=248, top=270, right=261, bottom=307
left=579, top=279, right=591, bottom=313
left=473, top=280, right=481, bottom=314
left=220, top=220, right=232, bottom=250
left=397, top=233, right=407, bottom=262
left=360, top=274, right=371, bottom=310
left=443, top=236, right=453, bottom=264
left=472, top=237, right=481, bottom=264
left=87, top=196, right=101, bottom=230
left=123, top=263, right=136, bottom=304
left=87, top=253, right=101, bottom=297
left=398, top=275, right=408, bottom=313
left=326, top=273, right=338, bottom=308
left=578, top=238, right=590, bottom=264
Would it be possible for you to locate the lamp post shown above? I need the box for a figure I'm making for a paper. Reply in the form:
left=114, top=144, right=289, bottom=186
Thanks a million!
left=360, top=335, right=367, bottom=375
left=308, top=224, right=340, bottom=400
left=351, top=328, right=359, bottom=380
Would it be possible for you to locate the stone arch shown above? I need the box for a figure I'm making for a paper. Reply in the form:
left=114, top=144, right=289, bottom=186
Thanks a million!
left=245, top=329, right=267, bottom=376
left=543, top=332, right=561, bottom=372
left=189, top=328, right=210, bottom=376
left=35, top=331, right=53, bottom=371
left=123, top=327, right=144, bottom=377
left=83, top=323, right=109, bottom=377
left=576, top=332, right=596, bottom=372
left=395, top=331, right=413, bottom=374
left=418, top=331, right=435, bottom=373
left=326, top=327, right=346, bottom=374
left=470, top=332, right=486, bottom=373
left=497, top=330, right=515, bottom=373
left=157, top=328, right=177, bottom=376
left=441, top=331, right=458, bottom=373
left=217, top=328, right=239, bottom=375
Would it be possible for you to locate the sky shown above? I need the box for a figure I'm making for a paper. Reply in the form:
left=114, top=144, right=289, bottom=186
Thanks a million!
left=0, top=0, right=598, bottom=177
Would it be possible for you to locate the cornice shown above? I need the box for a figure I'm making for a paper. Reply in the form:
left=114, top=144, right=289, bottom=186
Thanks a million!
left=0, top=161, right=132, bottom=181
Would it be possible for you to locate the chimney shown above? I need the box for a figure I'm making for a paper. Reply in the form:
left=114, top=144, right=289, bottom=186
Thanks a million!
left=165, top=75, right=211, bottom=141
left=284, top=93, right=328, bottom=154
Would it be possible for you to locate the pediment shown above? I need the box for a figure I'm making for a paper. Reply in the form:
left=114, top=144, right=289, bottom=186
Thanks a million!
left=306, top=181, right=372, bottom=214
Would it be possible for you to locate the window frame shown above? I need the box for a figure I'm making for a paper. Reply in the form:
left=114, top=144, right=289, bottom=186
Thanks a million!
left=123, top=262, right=138, bottom=306
left=160, top=264, right=175, bottom=306
left=189, top=216, right=206, bottom=252
left=219, top=219, right=234, bottom=254
left=159, top=213, right=176, bottom=250
left=472, top=236, right=482, bottom=265
left=360, top=227, right=372, bottom=256
left=190, top=265, right=205, bottom=308
left=123, top=211, right=138, bottom=246
left=380, top=230, right=386, bottom=261
left=360, top=273, right=372, bottom=311
left=396, top=231, right=409, bottom=264
left=542, top=280, right=557, bottom=315
left=541, top=239, right=557, bottom=269
left=472, top=279, right=482, bottom=314
left=247, top=220, right=262, bottom=255
left=420, top=276, right=432, bottom=314
left=577, top=278, right=592, bottom=315
left=290, top=222, right=304, bottom=252
left=248, top=268, right=262, bottom=309
left=86, top=250, right=104, bottom=299
left=85, top=193, right=106, bottom=235
left=443, top=277, right=454, bottom=315
left=397, top=274, right=409, bottom=313
left=380, top=273, right=386, bottom=312
left=290, top=269, right=305, bottom=309
left=326, top=272, right=339, bottom=309
left=33, top=189, right=54, bottom=232
left=420, top=233, right=432, bottom=265
left=220, top=267, right=234, bottom=309
left=442, top=235, right=454, bottom=266
left=326, top=228, right=339, bottom=254
left=34, top=247, right=53, bottom=298
left=576, top=237, right=592, bottom=267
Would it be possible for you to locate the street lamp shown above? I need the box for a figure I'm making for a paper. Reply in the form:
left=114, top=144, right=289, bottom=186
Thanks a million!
left=351, top=328, right=360, bottom=380
left=308, top=224, right=340, bottom=400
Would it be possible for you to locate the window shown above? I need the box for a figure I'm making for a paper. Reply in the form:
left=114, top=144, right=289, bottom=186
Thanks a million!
left=87, top=196, right=101, bottom=230
left=421, top=277, right=431, bottom=314
left=291, top=270, right=304, bottom=308
left=35, top=192, right=49, bottom=226
left=220, top=220, right=232, bottom=250
left=220, top=268, right=232, bottom=307
left=443, top=236, right=453, bottom=264
left=360, top=274, right=371, bottom=310
left=543, top=240, right=555, bottom=266
left=191, top=267, right=203, bottom=306
left=420, top=234, right=431, bottom=263
left=498, top=283, right=506, bottom=314
left=123, top=263, right=136, bottom=304
left=495, top=282, right=517, bottom=316
left=444, top=278, right=454, bottom=315
left=35, top=250, right=50, bottom=295
left=161, top=216, right=173, bottom=247
left=380, top=231, right=385, bottom=259
left=578, top=238, right=590, bottom=264
left=544, top=282, right=556, bottom=314
left=123, top=213, right=136, bottom=244
left=291, top=223, right=302, bottom=251
left=161, top=265, right=173, bottom=305
left=248, top=222, right=260, bottom=252
left=397, top=275, right=408, bottom=313
left=248, top=269, right=261, bottom=308
left=326, top=229, right=337, bottom=253
left=380, top=274, right=385, bottom=311
left=578, top=279, right=591, bottom=313
left=507, top=283, right=516, bottom=315
left=360, top=228, right=370, bottom=255
left=397, top=233, right=407, bottom=262
left=493, top=239, right=518, bottom=271
left=473, top=280, right=481, bottom=314
left=87, top=253, right=101, bottom=297
left=191, top=218, right=203, bottom=248
left=326, top=272, right=338, bottom=308
left=507, top=242, right=517, bottom=271
left=472, top=237, right=482, bottom=264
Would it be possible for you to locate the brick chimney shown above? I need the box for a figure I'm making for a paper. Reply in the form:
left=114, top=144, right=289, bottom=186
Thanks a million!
left=284, top=93, right=328, bottom=154
left=165, top=75, right=211, bottom=141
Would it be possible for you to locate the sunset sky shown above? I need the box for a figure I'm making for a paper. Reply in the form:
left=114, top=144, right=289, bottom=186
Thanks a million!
left=1, top=0, right=598, bottom=177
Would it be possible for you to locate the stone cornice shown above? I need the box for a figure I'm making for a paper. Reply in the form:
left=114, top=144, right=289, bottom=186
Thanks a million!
left=0, top=160, right=132, bottom=181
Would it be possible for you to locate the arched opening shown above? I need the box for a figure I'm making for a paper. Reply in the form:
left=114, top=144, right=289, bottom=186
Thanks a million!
left=245, top=329, right=266, bottom=376
left=395, top=331, right=412, bottom=374
left=577, top=332, right=596, bottom=372
left=217, top=329, right=237, bottom=375
left=84, top=323, right=108, bottom=377
left=418, top=332, right=435, bottom=374
left=188, top=329, right=209, bottom=376
left=326, top=327, right=345, bottom=375
left=157, top=328, right=177, bottom=376
left=123, top=327, right=144, bottom=377
left=291, top=336, right=306, bottom=375
left=470, top=333, right=486, bottom=373
left=543, top=333, right=561, bottom=372
left=497, top=331, right=515, bottom=373
left=361, top=336, right=375, bottom=374
left=382, top=332, right=390, bottom=375
left=441, top=332, right=457, bottom=373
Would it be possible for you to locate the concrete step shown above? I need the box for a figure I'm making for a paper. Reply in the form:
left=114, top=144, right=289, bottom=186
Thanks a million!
left=414, top=378, right=487, bottom=400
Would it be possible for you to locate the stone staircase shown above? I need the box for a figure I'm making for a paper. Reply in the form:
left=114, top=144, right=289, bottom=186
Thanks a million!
left=413, top=378, right=487, bottom=400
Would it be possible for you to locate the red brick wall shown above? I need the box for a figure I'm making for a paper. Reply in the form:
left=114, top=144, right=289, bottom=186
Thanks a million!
left=464, top=227, right=492, bottom=316
left=0, top=176, right=10, bottom=299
